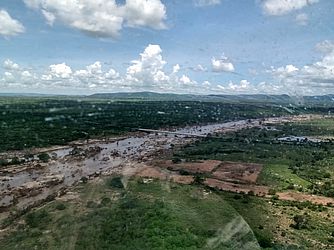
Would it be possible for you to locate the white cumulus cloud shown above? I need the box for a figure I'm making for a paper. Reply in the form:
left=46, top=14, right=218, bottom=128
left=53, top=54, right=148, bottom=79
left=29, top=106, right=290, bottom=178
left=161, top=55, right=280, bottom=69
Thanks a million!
left=123, top=0, right=167, bottom=29
left=179, top=75, right=192, bottom=84
left=126, top=44, right=169, bottom=87
left=228, top=80, right=250, bottom=91
left=48, top=63, right=73, bottom=79
left=194, top=0, right=221, bottom=7
left=212, top=57, right=235, bottom=72
left=315, top=40, right=334, bottom=54
left=0, top=10, right=25, bottom=37
left=261, top=0, right=319, bottom=16
left=0, top=44, right=204, bottom=93
left=105, top=68, right=120, bottom=80
left=1, top=46, right=279, bottom=95
left=3, top=59, right=20, bottom=71
left=271, top=64, right=299, bottom=79
left=191, top=64, right=207, bottom=72
left=269, top=41, right=334, bottom=94
left=295, top=13, right=308, bottom=25
left=173, top=64, right=180, bottom=74
left=23, top=0, right=166, bottom=38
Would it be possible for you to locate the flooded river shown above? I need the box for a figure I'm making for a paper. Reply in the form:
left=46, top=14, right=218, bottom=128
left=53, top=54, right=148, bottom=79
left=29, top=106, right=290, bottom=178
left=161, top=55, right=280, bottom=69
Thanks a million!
left=0, top=115, right=314, bottom=211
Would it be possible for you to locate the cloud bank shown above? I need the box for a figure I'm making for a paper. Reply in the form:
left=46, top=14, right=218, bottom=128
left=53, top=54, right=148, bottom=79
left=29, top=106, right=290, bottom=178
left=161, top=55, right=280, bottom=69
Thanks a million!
left=269, top=40, right=334, bottom=95
left=194, top=0, right=221, bottom=7
left=0, top=44, right=263, bottom=95
left=261, top=0, right=319, bottom=16
left=23, top=0, right=167, bottom=38
left=3, top=41, right=334, bottom=96
left=0, top=10, right=25, bottom=37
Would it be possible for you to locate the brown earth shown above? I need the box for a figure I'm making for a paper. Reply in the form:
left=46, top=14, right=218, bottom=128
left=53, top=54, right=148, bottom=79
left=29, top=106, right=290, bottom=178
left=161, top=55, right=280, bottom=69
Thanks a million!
left=212, top=162, right=262, bottom=184
left=136, top=167, right=168, bottom=180
left=146, top=160, right=266, bottom=195
left=157, top=159, right=221, bottom=173
left=277, top=192, right=334, bottom=206
left=205, top=178, right=269, bottom=196
left=135, top=166, right=194, bottom=184
left=138, top=160, right=334, bottom=206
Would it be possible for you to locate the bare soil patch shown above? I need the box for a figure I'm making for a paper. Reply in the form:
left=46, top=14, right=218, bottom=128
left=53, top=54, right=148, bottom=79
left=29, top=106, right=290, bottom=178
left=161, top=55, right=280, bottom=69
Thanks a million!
left=170, top=175, right=193, bottom=184
left=157, top=159, right=221, bottom=173
left=135, top=166, right=194, bottom=184
left=212, top=162, right=262, bottom=184
left=150, top=160, right=266, bottom=195
left=147, top=160, right=334, bottom=206
left=136, top=167, right=167, bottom=180
left=55, top=192, right=80, bottom=202
left=205, top=178, right=269, bottom=196
left=277, top=192, right=334, bottom=206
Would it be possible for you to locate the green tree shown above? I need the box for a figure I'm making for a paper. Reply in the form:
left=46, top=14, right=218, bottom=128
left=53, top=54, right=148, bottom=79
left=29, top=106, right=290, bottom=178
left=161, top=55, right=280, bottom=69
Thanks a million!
left=37, top=153, right=50, bottom=163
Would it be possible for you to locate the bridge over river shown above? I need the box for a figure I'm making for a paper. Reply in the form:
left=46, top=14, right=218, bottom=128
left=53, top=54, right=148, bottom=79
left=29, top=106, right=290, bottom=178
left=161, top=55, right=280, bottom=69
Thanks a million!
left=137, top=128, right=209, bottom=138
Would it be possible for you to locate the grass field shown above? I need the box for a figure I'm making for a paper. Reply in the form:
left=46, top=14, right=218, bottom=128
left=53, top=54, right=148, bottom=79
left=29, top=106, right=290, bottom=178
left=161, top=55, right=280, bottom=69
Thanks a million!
left=258, top=164, right=311, bottom=190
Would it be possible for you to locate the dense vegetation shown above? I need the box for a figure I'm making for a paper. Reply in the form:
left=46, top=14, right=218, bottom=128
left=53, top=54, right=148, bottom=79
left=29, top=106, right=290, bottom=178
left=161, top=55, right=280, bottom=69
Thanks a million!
left=0, top=96, right=303, bottom=152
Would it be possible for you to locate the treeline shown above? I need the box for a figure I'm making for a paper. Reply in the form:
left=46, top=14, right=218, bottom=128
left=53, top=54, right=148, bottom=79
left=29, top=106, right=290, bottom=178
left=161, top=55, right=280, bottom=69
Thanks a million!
left=0, top=98, right=292, bottom=152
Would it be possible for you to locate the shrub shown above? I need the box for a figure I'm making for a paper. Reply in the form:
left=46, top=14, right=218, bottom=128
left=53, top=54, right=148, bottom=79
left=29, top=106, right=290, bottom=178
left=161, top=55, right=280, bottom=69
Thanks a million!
left=86, top=201, right=98, bottom=208
left=81, top=176, right=88, bottom=183
left=290, top=214, right=309, bottom=230
left=25, top=210, right=50, bottom=228
left=172, top=157, right=182, bottom=164
left=107, top=176, right=124, bottom=189
left=233, top=194, right=242, bottom=200
left=55, top=203, right=66, bottom=210
left=101, top=197, right=111, bottom=206
left=271, top=195, right=279, bottom=200
left=255, top=232, right=272, bottom=248
left=179, top=169, right=190, bottom=176
left=11, top=157, right=21, bottom=165
left=242, top=195, right=251, bottom=204
left=324, top=172, right=331, bottom=178
left=268, top=189, right=276, bottom=195
left=248, top=190, right=255, bottom=196
left=37, top=152, right=50, bottom=163
left=0, top=159, right=8, bottom=166
left=192, top=173, right=205, bottom=185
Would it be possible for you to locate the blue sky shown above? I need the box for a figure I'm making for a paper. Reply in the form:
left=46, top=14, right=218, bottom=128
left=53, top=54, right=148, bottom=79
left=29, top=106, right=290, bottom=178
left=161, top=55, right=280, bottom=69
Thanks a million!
left=0, top=0, right=334, bottom=95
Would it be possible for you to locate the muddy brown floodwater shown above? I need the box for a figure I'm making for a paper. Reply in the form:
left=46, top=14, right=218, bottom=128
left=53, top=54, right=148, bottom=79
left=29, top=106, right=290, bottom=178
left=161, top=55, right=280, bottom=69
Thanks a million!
left=0, top=115, right=318, bottom=214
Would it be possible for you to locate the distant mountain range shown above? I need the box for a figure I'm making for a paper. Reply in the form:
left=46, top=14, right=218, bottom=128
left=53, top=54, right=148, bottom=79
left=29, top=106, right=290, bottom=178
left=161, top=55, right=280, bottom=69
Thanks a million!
left=87, top=91, right=334, bottom=105
left=0, top=93, right=60, bottom=97
left=1, top=91, right=334, bottom=105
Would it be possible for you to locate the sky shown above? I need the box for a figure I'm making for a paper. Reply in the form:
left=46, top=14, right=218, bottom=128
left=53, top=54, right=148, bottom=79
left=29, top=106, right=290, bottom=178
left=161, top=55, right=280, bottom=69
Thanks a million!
left=0, top=0, right=334, bottom=95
